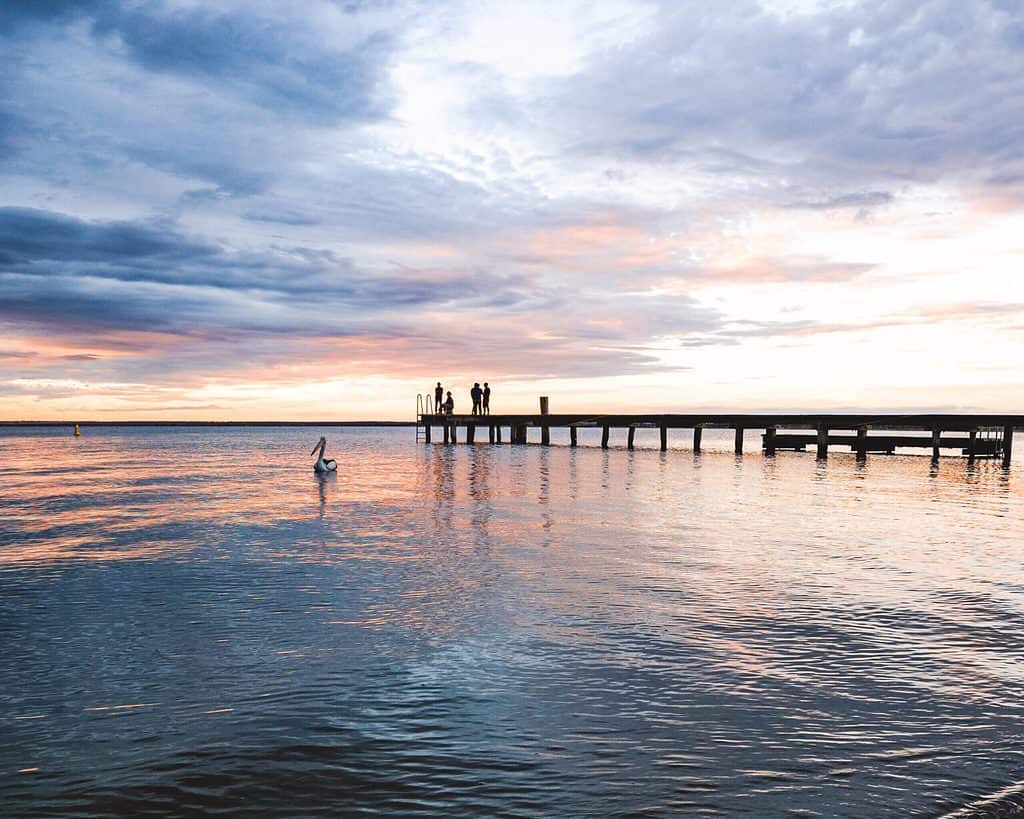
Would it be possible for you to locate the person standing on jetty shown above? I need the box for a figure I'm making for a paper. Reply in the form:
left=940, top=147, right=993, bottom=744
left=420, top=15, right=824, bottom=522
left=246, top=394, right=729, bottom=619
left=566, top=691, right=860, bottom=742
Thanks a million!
left=482, top=382, right=491, bottom=415
left=471, top=382, right=482, bottom=415
left=443, top=391, right=454, bottom=414
left=434, top=381, right=443, bottom=413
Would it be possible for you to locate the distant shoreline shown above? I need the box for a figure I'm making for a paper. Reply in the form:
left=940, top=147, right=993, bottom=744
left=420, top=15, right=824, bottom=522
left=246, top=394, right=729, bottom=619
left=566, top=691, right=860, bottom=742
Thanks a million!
left=0, top=421, right=417, bottom=427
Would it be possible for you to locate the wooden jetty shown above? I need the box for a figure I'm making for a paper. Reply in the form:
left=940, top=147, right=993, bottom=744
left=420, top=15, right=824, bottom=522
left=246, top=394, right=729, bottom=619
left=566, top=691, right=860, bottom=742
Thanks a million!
left=416, top=399, right=1021, bottom=467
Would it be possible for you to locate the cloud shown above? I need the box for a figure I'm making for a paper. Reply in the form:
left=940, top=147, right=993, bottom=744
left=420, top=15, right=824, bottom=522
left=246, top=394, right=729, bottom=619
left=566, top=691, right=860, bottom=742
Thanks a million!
left=0, top=0, right=109, bottom=35
left=698, top=256, right=877, bottom=284
left=681, top=300, right=1024, bottom=345
left=92, top=6, right=395, bottom=126
left=0, top=207, right=217, bottom=264
left=0, top=2, right=400, bottom=197
left=242, top=209, right=321, bottom=227
left=543, top=0, right=1024, bottom=198
left=785, top=191, right=894, bottom=211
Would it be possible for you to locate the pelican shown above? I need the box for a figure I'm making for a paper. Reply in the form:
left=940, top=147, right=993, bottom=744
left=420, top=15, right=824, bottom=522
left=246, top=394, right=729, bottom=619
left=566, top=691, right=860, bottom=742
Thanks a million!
left=310, top=436, right=338, bottom=474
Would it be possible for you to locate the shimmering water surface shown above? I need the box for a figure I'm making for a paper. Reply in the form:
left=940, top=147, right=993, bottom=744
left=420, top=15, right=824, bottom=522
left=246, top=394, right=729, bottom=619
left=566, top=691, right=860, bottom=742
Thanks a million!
left=2, top=426, right=1024, bottom=817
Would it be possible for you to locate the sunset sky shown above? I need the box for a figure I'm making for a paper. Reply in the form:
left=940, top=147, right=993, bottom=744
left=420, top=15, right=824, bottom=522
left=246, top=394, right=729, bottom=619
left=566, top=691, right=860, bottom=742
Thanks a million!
left=2, top=0, right=1023, bottom=420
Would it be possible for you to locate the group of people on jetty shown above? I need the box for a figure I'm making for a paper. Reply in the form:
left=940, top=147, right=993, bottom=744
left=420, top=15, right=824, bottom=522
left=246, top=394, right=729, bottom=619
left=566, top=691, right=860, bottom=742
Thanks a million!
left=433, top=381, right=491, bottom=416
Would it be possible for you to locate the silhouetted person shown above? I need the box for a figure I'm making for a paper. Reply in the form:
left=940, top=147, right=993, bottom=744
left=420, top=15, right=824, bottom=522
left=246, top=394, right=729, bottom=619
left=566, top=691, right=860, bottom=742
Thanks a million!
left=482, top=382, right=491, bottom=414
left=443, top=391, right=454, bottom=414
left=434, top=382, right=443, bottom=413
left=471, top=382, right=482, bottom=415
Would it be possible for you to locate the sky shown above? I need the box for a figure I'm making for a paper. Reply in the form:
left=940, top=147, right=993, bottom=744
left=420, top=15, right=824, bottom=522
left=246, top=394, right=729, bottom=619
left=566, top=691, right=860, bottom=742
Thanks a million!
left=1, top=0, right=1023, bottom=420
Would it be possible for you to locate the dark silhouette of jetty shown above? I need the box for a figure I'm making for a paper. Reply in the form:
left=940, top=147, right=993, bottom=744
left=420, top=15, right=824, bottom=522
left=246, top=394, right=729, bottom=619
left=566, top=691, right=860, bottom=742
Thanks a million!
left=416, top=396, right=1020, bottom=467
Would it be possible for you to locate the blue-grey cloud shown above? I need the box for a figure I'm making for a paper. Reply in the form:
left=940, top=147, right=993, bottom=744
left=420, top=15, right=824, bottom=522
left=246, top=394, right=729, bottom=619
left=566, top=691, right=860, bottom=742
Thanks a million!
left=785, top=191, right=894, bottom=211
left=546, top=0, right=1024, bottom=197
left=0, top=207, right=217, bottom=265
left=91, top=7, right=394, bottom=126
left=0, top=207, right=541, bottom=336
left=0, top=2, right=399, bottom=197
left=0, top=0, right=109, bottom=35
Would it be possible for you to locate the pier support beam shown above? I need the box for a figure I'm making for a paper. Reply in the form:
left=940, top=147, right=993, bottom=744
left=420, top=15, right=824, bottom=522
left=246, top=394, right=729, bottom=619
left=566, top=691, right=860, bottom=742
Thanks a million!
left=968, top=428, right=978, bottom=463
left=693, top=426, right=702, bottom=454
left=488, top=425, right=495, bottom=444
left=601, top=426, right=610, bottom=449
left=734, top=427, right=744, bottom=455
left=467, top=424, right=475, bottom=444
left=816, top=424, right=829, bottom=460
left=765, top=426, right=777, bottom=456
left=855, top=426, right=867, bottom=461
left=450, top=423, right=457, bottom=444
left=932, top=429, right=941, bottom=462
left=660, top=425, right=668, bottom=452
left=443, top=424, right=450, bottom=444
left=424, top=425, right=431, bottom=444
left=496, top=425, right=503, bottom=444
left=570, top=426, right=577, bottom=447
left=541, top=425, right=550, bottom=446
left=1004, top=425, right=1014, bottom=468
left=627, top=426, right=636, bottom=450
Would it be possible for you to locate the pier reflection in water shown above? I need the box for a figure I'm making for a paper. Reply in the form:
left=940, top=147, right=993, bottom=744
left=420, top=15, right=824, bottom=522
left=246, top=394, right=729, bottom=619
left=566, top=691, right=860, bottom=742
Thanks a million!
left=1, top=426, right=1023, bottom=817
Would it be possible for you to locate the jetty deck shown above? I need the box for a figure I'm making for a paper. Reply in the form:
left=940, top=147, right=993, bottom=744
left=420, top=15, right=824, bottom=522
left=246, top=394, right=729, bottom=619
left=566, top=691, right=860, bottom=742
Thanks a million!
left=417, top=410, right=1022, bottom=467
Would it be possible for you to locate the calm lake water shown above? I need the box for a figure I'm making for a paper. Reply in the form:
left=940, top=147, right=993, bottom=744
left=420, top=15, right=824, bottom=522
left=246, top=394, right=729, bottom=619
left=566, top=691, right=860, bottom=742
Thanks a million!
left=2, top=425, right=1024, bottom=817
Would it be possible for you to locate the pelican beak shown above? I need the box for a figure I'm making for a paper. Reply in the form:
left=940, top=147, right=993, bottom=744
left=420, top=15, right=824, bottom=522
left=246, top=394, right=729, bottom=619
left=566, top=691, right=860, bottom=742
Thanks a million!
left=310, top=441, right=319, bottom=456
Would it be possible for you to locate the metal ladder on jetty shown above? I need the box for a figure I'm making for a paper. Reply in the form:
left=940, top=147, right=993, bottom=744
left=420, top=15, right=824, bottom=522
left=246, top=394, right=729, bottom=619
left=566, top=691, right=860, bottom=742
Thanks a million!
left=415, top=394, right=434, bottom=442
left=975, top=426, right=1004, bottom=458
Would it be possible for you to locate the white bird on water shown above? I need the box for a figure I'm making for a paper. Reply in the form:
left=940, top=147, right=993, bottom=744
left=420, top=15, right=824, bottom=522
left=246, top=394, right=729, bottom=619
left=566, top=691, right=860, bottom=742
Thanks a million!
left=310, top=436, right=338, bottom=474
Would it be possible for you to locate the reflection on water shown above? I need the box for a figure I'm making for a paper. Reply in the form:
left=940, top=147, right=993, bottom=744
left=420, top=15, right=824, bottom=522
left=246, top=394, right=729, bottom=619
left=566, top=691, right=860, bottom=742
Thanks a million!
left=2, top=426, right=1024, bottom=817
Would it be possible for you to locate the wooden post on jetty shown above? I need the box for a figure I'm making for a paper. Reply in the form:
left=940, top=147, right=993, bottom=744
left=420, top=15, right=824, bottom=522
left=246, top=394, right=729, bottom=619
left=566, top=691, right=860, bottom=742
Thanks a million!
left=488, top=425, right=495, bottom=444
left=450, top=422, right=457, bottom=444
left=467, top=424, right=475, bottom=444
left=601, top=426, right=610, bottom=449
left=968, top=428, right=977, bottom=463
left=765, top=426, right=777, bottom=456
left=570, top=426, right=578, bottom=447
left=661, top=425, right=668, bottom=452
left=1004, top=425, right=1014, bottom=468
left=816, top=424, right=829, bottom=460
left=424, top=424, right=431, bottom=443
left=443, top=424, right=450, bottom=444
left=855, top=426, right=867, bottom=461
left=496, top=425, right=502, bottom=443
left=627, top=426, right=636, bottom=450
left=734, top=427, right=744, bottom=455
left=540, top=396, right=550, bottom=445
left=693, top=426, right=702, bottom=454
left=932, top=429, right=941, bottom=462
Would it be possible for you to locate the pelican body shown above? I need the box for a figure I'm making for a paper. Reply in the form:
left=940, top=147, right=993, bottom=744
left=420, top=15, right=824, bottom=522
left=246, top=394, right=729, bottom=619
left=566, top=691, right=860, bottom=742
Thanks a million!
left=311, top=436, right=337, bottom=474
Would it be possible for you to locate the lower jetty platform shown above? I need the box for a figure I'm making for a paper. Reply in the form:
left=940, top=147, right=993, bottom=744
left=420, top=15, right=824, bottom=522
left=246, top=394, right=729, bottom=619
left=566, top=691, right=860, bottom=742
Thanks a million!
left=416, top=405, right=1021, bottom=467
